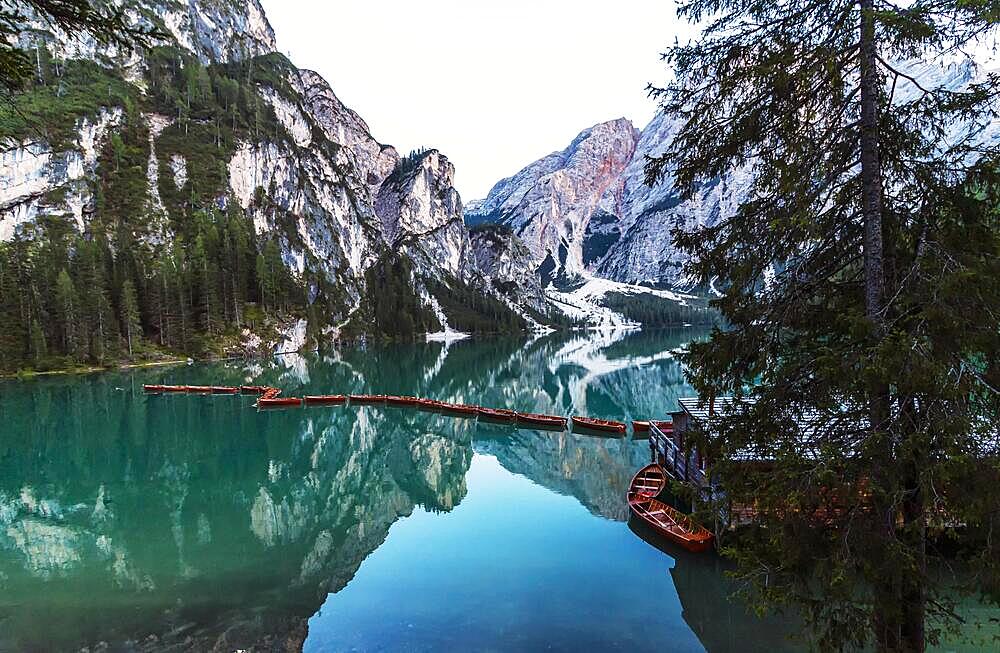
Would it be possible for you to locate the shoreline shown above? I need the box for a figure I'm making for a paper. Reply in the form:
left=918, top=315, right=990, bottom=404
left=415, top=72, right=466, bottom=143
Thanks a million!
left=0, top=324, right=710, bottom=381
left=0, top=357, right=192, bottom=380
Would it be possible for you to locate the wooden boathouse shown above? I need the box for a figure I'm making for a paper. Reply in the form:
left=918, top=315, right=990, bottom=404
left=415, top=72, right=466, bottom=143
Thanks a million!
left=649, top=396, right=740, bottom=490
left=650, top=395, right=827, bottom=500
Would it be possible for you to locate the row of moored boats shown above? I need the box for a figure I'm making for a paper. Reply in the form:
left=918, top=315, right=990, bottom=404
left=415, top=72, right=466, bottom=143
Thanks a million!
left=142, top=385, right=658, bottom=435
left=145, top=383, right=714, bottom=553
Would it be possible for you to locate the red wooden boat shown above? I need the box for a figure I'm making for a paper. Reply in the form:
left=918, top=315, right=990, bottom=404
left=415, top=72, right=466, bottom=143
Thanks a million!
left=257, top=396, right=303, bottom=408
left=185, top=385, right=213, bottom=394
left=632, top=420, right=651, bottom=433
left=571, top=416, right=626, bottom=434
left=417, top=398, right=445, bottom=411
left=349, top=394, right=385, bottom=405
left=630, top=463, right=669, bottom=498
left=304, top=394, right=347, bottom=405
left=439, top=402, right=479, bottom=416
left=143, top=384, right=166, bottom=393
left=162, top=385, right=187, bottom=393
left=516, top=412, right=567, bottom=430
left=477, top=407, right=516, bottom=423
left=652, top=420, right=673, bottom=432
left=627, top=463, right=714, bottom=553
left=211, top=386, right=239, bottom=394
left=240, top=385, right=269, bottom=395
left=385, top=395, right=419, bottom=407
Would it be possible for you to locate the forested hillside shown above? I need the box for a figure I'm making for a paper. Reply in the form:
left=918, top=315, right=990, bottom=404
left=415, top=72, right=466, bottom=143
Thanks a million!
left=0, top=49, right=315, bottom=372
left=0, top=2, right=543, bottom=374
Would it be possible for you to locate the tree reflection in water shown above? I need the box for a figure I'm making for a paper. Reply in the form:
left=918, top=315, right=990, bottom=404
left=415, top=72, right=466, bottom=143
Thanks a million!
left=0, top=328, right=802, bottom=652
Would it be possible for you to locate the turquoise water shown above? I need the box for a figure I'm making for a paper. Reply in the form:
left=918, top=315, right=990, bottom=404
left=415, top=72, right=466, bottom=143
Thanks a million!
left=0, top=329, right=801, bottom=651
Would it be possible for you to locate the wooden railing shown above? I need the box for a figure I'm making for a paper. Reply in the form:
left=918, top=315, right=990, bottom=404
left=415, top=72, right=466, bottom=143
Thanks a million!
left=650, top=422, right=708, bottom=488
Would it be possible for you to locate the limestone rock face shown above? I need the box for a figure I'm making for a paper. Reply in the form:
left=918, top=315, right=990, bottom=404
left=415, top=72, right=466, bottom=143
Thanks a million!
left=469, top=58, right=1000, bottom=290
left=376, top=150, right=471, bottom=280
left=466, top=118, right=639, bottom=283
left=469, top=225, right=546, bottom=312
left=0, top=0, right=542, bottom=327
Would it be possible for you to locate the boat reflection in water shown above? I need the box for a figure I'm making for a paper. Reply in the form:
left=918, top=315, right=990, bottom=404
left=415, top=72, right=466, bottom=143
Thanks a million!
left=0, top=328, right=814, bottom=652
left=627, top=516, right=808, bottom=652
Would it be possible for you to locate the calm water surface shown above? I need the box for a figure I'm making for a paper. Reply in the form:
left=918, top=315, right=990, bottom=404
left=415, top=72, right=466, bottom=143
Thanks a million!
left=5, top=328, right=981, bottom=652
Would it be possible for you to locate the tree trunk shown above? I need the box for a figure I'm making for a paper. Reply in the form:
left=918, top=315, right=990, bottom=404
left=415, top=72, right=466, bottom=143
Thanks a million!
left=859, top=0, right=885, bottom=327
left=860, top=2, right=924, bottom=651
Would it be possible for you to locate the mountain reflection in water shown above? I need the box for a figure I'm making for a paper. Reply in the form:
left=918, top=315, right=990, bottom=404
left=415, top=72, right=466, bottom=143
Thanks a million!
left=0, top=328, right=799, bottom=652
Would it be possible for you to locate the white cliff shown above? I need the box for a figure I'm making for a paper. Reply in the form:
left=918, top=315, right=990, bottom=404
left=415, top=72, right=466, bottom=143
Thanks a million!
left=0, top=0, right=540, bottom=333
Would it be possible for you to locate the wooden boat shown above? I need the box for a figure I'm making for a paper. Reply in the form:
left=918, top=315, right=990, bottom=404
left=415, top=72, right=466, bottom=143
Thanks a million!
left=516, top=412, right=567, bottom=430
left=439, top=402, right=479, bottom=416
left=257, top=396, right=302, bottom=408
left=385, top=395, right=419, bottom=407
left=162, top=385, right=187, bottom=393
left=211, top=386, right=239, bottom=394
left=417, top=398, right=445, bottom=412
left=477, top=407, right=516, bottom=423
left=185, top=385, right=213, bottom=394
left=304, top=394, right=347, bottom=405
left=652, top=420, right=674, bottom=432
left=571, top=416, right=626, bottom=434
left=630, top=463, right=669, bottom=497
left=240, top=385, right=269, bottom=395
left=627, top=463, right=714, bottom=553
left=349, top=394, right=385, bottom=405
left=143, top=384, right=166, bottom=393
left=632, top=420, right=651, bottom=433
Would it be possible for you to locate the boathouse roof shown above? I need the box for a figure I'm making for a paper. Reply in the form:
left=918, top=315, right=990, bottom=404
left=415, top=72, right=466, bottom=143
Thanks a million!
left=671, top=396, right=836, bottom=463
left=675, top=396, right=826, bottom=434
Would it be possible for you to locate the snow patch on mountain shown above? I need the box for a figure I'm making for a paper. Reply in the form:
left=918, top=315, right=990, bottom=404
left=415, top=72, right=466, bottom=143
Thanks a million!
left=422, top=290, right=470, bottom=343
left=545, top=275, right=700, bottom=329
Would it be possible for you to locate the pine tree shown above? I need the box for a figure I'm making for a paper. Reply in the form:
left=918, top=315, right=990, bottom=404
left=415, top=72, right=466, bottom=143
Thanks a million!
left=0, top=244, right=29, bottom=368
left=55, top=268, right=79, bottom=357
left=255, top=251, right=269, bottom=310
left=28, top=315, right=46, bottom=366
left=120, top=278, right=141, bottom=357
left=649, top=2, right=1000, bottom=651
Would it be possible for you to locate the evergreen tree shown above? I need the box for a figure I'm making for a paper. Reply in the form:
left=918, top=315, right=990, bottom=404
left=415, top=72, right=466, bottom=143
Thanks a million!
left=28, top=315, right=46, bottom=365
left=649, top=2, right=999, bottom=651
left=120, top=278, right=141, bottom=357
left=0, top=244, right=29, bottom=367
left=255, top=251, right=269, bottom=310
left=1, top=0, right=161, bottom=91
left=55, top=268, right=79, bottom=357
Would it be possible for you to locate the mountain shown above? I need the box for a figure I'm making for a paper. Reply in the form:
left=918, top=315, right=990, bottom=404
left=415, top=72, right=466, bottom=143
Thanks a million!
left=467, top=57, right=1000, bottom=291
left=0, top=0, right=546, bottom=370
left=465, top=118, right=640, bottom=284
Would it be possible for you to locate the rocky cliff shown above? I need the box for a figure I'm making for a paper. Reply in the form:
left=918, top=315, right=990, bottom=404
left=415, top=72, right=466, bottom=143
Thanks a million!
left=0, top=0, right=541, bottom=346
left=465, top=118, right=639, bottom=284
left=468, top=57, right=1000, bottom=291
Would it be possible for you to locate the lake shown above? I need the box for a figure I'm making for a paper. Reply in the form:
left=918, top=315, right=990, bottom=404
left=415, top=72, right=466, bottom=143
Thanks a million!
left=3, top=327, right=976, bottom=652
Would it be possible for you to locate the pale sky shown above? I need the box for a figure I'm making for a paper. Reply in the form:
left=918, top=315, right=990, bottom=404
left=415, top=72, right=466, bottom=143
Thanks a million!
left=259, top=1, right=692, bottom=200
